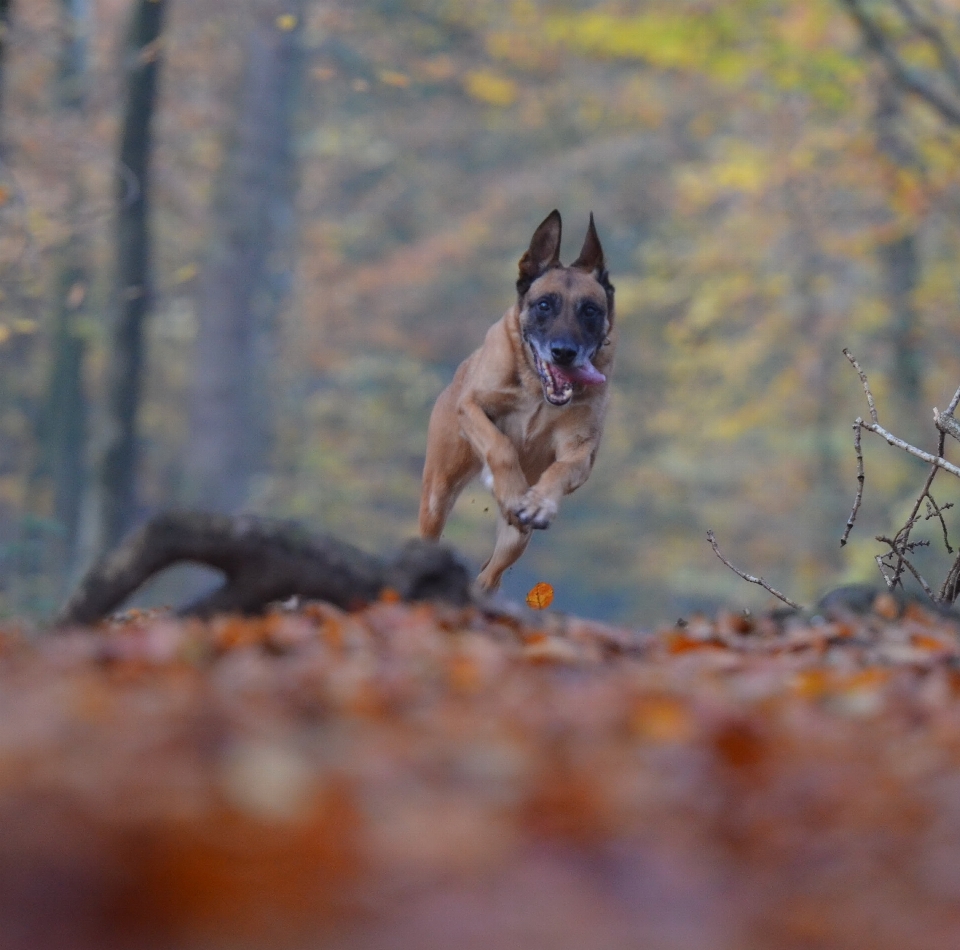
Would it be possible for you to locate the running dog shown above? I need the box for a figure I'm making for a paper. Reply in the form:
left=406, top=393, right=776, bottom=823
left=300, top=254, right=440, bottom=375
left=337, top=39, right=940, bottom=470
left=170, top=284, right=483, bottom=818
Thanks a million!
left=419, top=210, right=616, bottom=591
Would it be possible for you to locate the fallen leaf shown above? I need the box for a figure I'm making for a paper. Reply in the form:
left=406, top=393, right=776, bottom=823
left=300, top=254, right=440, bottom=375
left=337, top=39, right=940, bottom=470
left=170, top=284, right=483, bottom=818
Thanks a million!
left=629, top=695, right=693, bottom=743
left=526, top=582, right=554, bottom=610
left=523, top=636, right=583, bottom=665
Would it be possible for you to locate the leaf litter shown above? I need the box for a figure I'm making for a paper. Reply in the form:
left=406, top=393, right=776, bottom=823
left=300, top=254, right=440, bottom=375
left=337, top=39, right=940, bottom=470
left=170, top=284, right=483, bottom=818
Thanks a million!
left=2, top=595, right=960, bottom=948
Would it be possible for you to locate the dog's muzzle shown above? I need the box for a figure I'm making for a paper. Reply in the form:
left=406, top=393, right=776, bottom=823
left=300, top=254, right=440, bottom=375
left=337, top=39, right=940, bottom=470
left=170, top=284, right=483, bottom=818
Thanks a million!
left=526, top=339, right=606, bottom=407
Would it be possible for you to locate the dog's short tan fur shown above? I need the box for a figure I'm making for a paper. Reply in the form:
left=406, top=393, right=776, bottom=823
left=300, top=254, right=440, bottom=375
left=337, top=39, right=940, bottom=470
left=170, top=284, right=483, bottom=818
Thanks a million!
left=419, top=210, right=616, bottom=591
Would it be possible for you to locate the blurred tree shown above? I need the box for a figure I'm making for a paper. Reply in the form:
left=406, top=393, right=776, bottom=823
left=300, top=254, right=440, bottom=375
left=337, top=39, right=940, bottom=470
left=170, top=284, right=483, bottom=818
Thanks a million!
left=183, top=1, right=304, bottom=512
left=82, top=0, right=167, bottom=559
left=0, top=0, right=10, bottom=123
left=786, top=179, right=847, bottom=575
left=841, top=0, right=960, bottom=128
left=875, top=78, right=924, bottom=428
left=34, top=0, right=92, bottom=587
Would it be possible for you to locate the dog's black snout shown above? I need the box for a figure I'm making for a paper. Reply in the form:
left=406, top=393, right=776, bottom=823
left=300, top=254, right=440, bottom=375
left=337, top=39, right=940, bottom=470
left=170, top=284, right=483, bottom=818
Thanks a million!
left=550, top=343, right=577, bottom=366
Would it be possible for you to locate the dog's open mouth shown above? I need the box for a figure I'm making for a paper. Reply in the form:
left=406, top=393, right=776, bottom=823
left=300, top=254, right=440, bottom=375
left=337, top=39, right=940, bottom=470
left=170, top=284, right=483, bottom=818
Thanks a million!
left=529, top=347, right=606, bottom=407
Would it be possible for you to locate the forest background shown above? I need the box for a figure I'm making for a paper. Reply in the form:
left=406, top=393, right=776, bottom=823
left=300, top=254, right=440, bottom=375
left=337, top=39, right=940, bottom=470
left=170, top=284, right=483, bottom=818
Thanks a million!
left=3, top=0, right=960, bottom=624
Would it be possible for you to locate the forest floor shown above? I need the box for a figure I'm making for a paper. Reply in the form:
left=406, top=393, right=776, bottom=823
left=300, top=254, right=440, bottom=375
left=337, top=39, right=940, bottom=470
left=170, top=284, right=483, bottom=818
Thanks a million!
left=3, top=592, right=960, bottom=950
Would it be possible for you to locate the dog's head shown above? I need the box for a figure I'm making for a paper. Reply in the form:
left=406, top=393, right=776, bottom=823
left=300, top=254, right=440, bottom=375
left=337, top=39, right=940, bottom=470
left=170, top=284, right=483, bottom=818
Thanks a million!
left=516, top=210, right=614, bottom=407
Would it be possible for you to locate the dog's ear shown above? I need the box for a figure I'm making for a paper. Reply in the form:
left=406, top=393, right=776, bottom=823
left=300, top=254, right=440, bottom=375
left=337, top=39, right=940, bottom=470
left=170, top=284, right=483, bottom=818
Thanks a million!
left=572, top=212, right=615, bottom=316
left=517, top=209, right=562, bottom=296
left=571, top=213, right=604, bottom=275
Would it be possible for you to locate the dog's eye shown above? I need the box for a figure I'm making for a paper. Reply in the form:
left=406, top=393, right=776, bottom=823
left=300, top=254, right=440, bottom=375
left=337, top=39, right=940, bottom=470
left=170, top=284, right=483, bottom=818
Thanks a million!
left=582, top=303, right=600, bottom=319
left=536, top=299, right=552, bottom=314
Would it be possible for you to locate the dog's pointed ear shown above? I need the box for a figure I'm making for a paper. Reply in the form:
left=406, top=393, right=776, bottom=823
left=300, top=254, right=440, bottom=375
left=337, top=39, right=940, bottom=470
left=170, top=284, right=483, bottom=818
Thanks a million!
left=517, top=209, right=562, bottom=295
left=571, top=213, right=605, bottom=276
left=573, top=212, right=615, bottom=318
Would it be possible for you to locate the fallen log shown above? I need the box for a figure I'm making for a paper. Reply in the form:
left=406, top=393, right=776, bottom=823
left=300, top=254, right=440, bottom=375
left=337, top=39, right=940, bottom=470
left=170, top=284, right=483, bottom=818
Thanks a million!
left=56, top=511, right=471, bottom=626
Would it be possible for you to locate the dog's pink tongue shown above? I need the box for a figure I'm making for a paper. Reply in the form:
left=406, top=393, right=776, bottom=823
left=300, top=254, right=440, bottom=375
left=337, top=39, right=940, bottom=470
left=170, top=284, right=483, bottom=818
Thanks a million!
left=555, top=360, right=606, bottom=386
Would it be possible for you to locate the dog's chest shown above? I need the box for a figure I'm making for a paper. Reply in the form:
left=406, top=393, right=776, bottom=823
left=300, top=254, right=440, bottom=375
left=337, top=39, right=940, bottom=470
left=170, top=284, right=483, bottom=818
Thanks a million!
left=498, top=399, right=561, bottom=473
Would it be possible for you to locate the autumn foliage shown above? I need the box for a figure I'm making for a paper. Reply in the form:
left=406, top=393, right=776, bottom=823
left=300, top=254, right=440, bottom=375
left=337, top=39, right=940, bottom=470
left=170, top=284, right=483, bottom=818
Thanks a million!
left=7, top=0, right=960, bottom=620
left=3, top=594, right=960, bottom=949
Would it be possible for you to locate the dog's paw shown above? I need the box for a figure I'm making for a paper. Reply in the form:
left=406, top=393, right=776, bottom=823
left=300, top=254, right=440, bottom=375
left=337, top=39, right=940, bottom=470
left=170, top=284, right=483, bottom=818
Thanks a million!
left=511, top=489, right=558, bottom=530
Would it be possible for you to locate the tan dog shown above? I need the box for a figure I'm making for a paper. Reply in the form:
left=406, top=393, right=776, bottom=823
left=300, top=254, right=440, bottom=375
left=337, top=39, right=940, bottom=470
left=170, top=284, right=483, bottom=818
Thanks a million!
left=419, top=210, right=616, bottom=591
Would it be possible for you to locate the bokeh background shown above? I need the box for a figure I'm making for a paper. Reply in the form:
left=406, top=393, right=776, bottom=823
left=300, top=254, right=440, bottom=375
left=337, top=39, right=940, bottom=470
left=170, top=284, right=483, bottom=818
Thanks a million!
left=3, top=0, right=960, bottom=622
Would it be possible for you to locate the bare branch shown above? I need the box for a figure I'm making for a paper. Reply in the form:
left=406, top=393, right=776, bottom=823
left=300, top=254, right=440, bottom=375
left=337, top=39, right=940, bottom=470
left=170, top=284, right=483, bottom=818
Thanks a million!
left=945, top=384, right=960, bottom=416
left=877, top=534, right=937, bottom=602
left=891, top=433, right=946, bottom=584
left=840, top=0, right=960, bottom=127
left=876, top=553, right=896, bottom=590
left=924, top=495, right=953, bottom=553
left=939, top=551, right=960, bottom=603
left=706, top=530, right=804, bottom=611
left=841, top=421, right=866, bottom=546
left=843, top=348, right=879, bottom=423
left=842, top=350, right=960, bottom=601
left=859, top=416, right=960, bottom=477
left=933, top=406, right=960, bottom=445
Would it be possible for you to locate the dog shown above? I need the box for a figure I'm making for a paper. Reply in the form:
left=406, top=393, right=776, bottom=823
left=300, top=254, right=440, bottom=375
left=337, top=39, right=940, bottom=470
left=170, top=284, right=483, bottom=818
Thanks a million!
left=419, top=209, right=616, bottom=591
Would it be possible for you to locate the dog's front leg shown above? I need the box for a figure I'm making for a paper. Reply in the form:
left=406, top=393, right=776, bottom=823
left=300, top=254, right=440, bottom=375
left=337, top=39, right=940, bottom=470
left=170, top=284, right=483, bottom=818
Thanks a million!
left=457, top=398, right=529, bottom=522
left=513, top=440, right=598, bottom=530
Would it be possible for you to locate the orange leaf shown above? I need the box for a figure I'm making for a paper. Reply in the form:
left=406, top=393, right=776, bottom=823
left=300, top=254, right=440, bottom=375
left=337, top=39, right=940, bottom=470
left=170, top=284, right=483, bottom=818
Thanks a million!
left=526, top=582, right=554, bottom=610
left=664, top=632, right=722, bottom=655
left=629, top=695, right=692, bottom=743
left=910, top=633, right=948, bottom=652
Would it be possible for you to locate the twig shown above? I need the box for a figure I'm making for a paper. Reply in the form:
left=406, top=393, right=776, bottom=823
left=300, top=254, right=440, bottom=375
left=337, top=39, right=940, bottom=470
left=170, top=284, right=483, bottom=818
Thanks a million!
left=843, top=348, right=879, bottom=423
left=843, top=349, right=960, bottom=601
left=945, top=383, right=960, bottom=416
left=933, top=406, right=960, bottom=444
left=889, top=425, right=947, bottom=582
left=858, top=416, right=960, bottom=477
left=924, top=495, right=953, bottom=553
left=877, top=534, right=937, bottom=602
left=876, top=553, right=896, bottom=590
left=939, top=551, right=960, bottom=603
left=706, top=530, right=803, bottom=611
left=841, top=421, right=865, bottom=546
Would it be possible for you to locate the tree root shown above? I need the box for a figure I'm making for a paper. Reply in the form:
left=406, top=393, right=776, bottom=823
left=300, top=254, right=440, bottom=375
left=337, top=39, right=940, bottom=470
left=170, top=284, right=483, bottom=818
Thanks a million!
left=55, top=511, right=471, bottom=626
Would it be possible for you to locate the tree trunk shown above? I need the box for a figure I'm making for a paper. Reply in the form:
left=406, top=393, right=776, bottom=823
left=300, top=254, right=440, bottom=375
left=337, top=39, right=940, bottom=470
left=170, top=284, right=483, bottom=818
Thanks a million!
left=786, top=183, right=845, bottom=574
left=875, top=78, right=924, bottom=428
left=0, top=0, right=11, bottom=124
left=40, top=228, right=88, bottom=555
left=34, top=0, right=91, bottom=585
left=183, top=3, right=303, bottom=512
left=879, top=232, right=923, bottom=421
left=85, top=0, right=167, bottom=557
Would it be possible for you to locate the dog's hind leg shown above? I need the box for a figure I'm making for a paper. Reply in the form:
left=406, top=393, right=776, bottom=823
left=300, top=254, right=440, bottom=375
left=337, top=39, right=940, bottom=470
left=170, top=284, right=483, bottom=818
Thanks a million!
left=419, top=442, right=481, bottom=542
left=419, top=385, right=483, bottom=540
left=476, top=513, right=532, bottom=592
left=419, top=461, right=479, bottom=541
